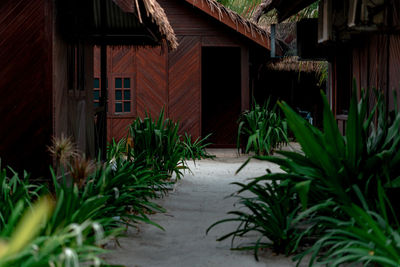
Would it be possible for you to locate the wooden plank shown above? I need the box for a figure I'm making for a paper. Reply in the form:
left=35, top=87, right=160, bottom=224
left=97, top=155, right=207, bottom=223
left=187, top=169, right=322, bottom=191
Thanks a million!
left=168, top=36, right=201, bottom=138
left=201, top=36, right=242, bottom=47
left=389, top=35, right=400, bottom=110
left=241, top=46, right=250, bottom=111
left=158, top=0, right=270, bottom=49
left=0, top=0, right=52, bottom=176
left=136, top=46, right=168, bottom=118
left=107, top=117, right=133, bottom=142
left=184, top=0, right=270, bottom=49
left=368, top=35, right=378, bottom=111
left=110, top=46, right=135, bottom=73
left=158, top=0, right=224, bottom=36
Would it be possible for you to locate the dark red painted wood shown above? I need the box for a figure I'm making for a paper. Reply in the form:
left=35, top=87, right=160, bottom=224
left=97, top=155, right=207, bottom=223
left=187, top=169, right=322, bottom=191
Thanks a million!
left=97, top=0, right=268, bottom=144
left=136, top=46, right=168, bottom=119
left=168, top=36, right=202, bottom=138
left=0, top=0, right=52, bottom=176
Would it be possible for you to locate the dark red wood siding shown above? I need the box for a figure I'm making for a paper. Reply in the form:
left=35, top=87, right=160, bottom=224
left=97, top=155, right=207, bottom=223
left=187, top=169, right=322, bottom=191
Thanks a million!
left=97, top=0, right=264, bottom=145
left=0, top=0, right=52, bottom=175
left=94, top=47, right=136, bottom=142
left=168, top=36, right=202, bottom=137
left=136, top=46, right=168, bottom=119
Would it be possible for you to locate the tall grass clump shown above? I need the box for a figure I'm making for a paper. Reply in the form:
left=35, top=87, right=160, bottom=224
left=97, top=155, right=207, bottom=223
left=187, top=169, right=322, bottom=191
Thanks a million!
left=210, top=83, right=400, bottom=266
left=237, top=99, right=288, bottom=155
left=0, top=197, right=108, bottom=267
left=181, top=133, right=215, bottom=161
left=0, top=116, right=194, bottom=266
left=129, top=109, right=187, bottom=179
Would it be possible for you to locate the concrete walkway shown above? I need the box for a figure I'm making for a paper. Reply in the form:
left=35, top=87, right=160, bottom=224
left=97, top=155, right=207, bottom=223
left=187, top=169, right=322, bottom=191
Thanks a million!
left=104, top=149, right=301, bottom=267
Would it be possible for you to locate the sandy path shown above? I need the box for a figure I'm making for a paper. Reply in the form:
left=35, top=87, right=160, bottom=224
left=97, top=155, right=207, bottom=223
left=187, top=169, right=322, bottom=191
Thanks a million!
left=104, top=150, right=300, bottom=267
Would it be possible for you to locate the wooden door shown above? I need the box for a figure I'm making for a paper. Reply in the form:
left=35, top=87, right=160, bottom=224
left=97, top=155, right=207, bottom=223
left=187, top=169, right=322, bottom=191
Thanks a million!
left=201, top=46, right=241, bottom=147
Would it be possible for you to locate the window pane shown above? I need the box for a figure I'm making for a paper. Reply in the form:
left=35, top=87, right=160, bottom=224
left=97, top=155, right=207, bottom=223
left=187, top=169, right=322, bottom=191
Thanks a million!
left=115, top=78, right=122, bottom=88
left=124, top=90, right=131, bottom=100
left=93, top=90, right=99, bottom=100
left=124, top=78, right=130, bottom=88
left=124, top=102, right=131, bottom=112
left=94, top=78, right=99, bottom=88
left=115, top=102, right=122, bottom=113
left=115, top=90, right=122, bottom=100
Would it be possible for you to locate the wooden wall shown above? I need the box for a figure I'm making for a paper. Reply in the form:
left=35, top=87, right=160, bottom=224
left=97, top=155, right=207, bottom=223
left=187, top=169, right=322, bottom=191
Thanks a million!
left=53, top=24, right=95, bottom=158
left=168, top=36, right=202, bottom=137
left=95, top=0, right=259, bottom=144
left=0, top=0, right=53, bottom=176
left=350, top=34, right=400, bottom=110
left=94, top=46, right=137, bottom=141
left=333, top=33, right=400, bottom=135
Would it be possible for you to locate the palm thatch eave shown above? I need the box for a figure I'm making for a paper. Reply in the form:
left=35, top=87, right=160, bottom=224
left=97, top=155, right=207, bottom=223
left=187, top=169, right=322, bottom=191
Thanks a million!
left=266, top=56, right=326, bottom=74
left=118, top=0, right=178, bottom=50
left=186, top=0, right=271, bottom=50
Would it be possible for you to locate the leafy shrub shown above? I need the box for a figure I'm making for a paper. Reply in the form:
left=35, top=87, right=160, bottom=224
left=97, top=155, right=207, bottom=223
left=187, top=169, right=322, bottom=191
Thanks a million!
left=271, top=87, right=400, bottom=211
left=129, top=109, right=187, bottom=179
left=0, top=123, right=185, bottom=266
left=237, top=99, right=288, bottom=155
left=0, top=197, right=107, bottom=267
left=212, top=84, right=400, bottom=265
left=181, top=133, right=215, bottom=161
left=0, top=163, right=44, bottom=230
left=294, top=183, right=400, bottom=266
left=207, top=179, right=301, bottom=258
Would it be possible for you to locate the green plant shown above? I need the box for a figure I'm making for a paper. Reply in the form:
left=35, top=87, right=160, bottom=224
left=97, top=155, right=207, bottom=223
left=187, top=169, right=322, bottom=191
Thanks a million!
left=0, top=198, right=107, bottom=267
left=237, top=99, right=288, bottom=155
left=129, top=109, right=187, bottom=179
left=216, top=0, right=261, bottom=18
left=181, top=133, right=215, bottom=161
left=0, top=163, right=44, bottom=230
left=266, top=86, right=400, bottom=211
left=207, top=180, right=302, bottom=259
left=212, top=83, right=400, bottom=265
left=294, top=184, right=400, bottom=266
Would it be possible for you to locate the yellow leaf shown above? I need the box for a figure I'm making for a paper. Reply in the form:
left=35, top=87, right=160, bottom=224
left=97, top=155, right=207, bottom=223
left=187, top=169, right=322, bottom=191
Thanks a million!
left=0, top=196, right=54, bottom=259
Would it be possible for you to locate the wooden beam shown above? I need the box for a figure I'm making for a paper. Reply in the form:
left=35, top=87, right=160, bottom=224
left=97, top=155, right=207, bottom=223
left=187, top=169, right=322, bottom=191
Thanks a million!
left=98, top=44, right=108, bottom=160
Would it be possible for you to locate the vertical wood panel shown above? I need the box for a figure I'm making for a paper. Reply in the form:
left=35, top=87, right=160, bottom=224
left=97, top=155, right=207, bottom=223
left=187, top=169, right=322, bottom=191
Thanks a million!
left=389, top=34, right=400, bottom=110
left=352, top=46, right=360, bottom=93
left=169, top=36, right=201, bottom=138
left=241, top=46, right=249, bottom=111
left=136, top=46, right=168, bottom=119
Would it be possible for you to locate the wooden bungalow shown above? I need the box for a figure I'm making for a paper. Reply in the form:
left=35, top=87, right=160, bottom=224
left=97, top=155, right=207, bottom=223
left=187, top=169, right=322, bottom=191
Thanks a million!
left=95, top=0, right=273, bottom=147
left=256, top=0, right=400, bottom=134
left=0, top=0, right=177, bottom=176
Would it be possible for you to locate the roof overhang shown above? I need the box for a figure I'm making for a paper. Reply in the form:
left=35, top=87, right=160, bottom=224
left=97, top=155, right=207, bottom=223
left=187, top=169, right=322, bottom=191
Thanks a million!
left=184, top=0, right=271, bottom=50
left=262, top=0, right=317, bottom=22
left=57, top=0, right=178, bottom=49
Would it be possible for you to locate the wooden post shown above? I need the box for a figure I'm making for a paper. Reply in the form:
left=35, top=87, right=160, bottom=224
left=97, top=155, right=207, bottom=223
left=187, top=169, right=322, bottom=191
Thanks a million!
left=97, top=0, right=107, bottom=160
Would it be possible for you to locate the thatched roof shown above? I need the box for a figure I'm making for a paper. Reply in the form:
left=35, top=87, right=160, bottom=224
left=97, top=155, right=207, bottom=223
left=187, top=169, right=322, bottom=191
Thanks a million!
left=266, top=56, right=326, bottom=73
left=124, top=0, right=178, bottom=50
left=185, top=0, right=271, bottom=50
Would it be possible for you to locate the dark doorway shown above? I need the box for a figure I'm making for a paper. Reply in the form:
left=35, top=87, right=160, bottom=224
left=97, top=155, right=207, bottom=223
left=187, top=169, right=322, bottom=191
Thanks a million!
left=202, top=47, right=241, bottom=147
